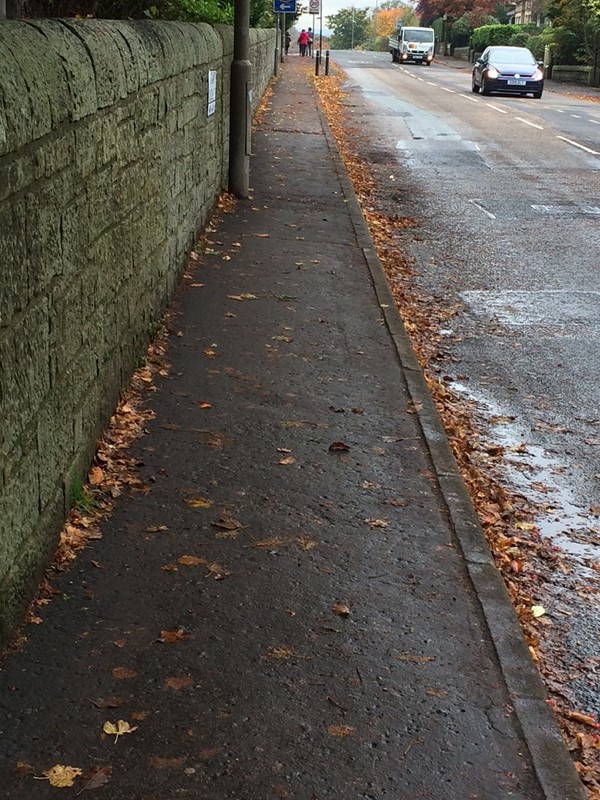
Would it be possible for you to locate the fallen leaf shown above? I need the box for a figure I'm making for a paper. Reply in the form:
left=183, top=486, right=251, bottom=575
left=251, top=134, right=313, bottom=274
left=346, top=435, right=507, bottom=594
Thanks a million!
left=112, top=667, right=137, bottom=679
left=567, top=711, right=599, bottom=727
left=130, top=711, right=148, bottom=721
left=178, top=555, right=207, bottom=566
left=189, top=283, right=205, bottom=288
left=103, top=719, right=138, bottom=742
left=203, top=348, right=218, bottom=358
left=278, top=456, right=296, bottom=465
left=328, top=441, right=350, bottom=452
left=365, top=518, right=389, bottom=528
left=254, top=233, right=270, bottom=238
left=164, top=676, right=194, bottom=690
left=76, top=765, right=112, bottom=795
left=150, top=756, right=186, bottom=769
left=531, top=605, right=546, bottom=618
left=185, top=497, right=214, bottom=509
left=227, top=295, right=244, bottom=301
left=224, top=311, right=236, bottom=317
left=89, top=696, right=125, bottom=709
left=361, top=480, right=380, bottom=489
left=272, top=336, right=293, bottom=343
left=198, top=746, right=222, bottom=760
left=396, top=653, right=435, bottom=663
left=198, top=402, right=212, bottom=409
left=161, top=564, right=178, bottom=571
left=332, top=602, right=351, bottom=617
left=207, top=562, right=230, bottom=580
left=158, top=630, right=191, bottom=644
left=89, top=467, right=104, bottom=485
left=327, top=725, right=355, bottom=737
left=240, top=293, right=258, bottom=299
left=296, top=536, right=318, bottom=550
left=146, top=525, right=168, bottom=533
left=211, top=513, right=243, bottom=531
left=266, top=645, right=296, bottom=659
left=14, top=761, right=35, bottom=776
left=39, top=765, right=83, bottom=787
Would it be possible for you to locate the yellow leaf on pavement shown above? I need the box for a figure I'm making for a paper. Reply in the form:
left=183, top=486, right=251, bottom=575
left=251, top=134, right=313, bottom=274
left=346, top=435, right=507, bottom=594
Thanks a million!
left=103, top=719, right=138, bottom=742
left=531, top=605, right=546, bottom=618
left=40, top=765, right=83, bottom=787
left=185, top=497, right=213, bottom=509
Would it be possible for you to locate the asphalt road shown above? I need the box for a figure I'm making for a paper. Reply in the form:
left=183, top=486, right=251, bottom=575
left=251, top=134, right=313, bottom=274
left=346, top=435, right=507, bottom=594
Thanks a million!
left=329, top=50, right=600, bottom=718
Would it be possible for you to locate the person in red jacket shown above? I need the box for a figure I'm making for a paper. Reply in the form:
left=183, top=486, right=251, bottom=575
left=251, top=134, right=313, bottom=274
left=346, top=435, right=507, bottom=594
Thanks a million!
left=297, top=29, right=309, bottom=57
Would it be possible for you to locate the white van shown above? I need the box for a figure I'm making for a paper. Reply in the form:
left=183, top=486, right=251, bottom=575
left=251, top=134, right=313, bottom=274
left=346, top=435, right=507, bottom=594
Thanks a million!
left=389, top=26, right=435, bottom=65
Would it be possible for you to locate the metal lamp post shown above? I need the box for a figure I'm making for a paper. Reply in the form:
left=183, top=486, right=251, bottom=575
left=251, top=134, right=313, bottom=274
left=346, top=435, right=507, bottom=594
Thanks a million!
left=229, top=0, right=252, bottom=198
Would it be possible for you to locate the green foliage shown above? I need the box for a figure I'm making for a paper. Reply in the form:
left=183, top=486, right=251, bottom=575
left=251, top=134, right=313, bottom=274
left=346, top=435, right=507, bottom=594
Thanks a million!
left=327, top=6, right=371, bottom=49
left=450, top=15, right=471, bottom=46
left=71, top=480, right=97, bottom=514
left=20, top=0, right=277, bottom=26
left=471, top=23, right=538, bottom=50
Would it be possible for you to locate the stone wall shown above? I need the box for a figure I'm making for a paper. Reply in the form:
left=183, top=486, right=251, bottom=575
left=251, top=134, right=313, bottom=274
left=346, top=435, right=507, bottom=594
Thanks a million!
left=0, top=19, right=275, bottom=644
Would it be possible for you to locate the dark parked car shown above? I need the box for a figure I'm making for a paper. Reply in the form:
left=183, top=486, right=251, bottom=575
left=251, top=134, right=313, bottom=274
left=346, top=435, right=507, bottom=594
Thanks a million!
left=472, top=46, right=544, bottom=98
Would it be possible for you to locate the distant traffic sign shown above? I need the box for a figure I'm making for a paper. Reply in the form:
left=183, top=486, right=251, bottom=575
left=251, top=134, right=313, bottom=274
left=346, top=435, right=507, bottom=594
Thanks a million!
left=273, top=0, right=296, bottom=11
left=308, top=0, right=320, bottom=12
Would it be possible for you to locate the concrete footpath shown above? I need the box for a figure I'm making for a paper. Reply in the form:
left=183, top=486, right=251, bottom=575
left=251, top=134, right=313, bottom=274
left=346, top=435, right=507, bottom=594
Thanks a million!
left=0, top=58, right=586, bottom=800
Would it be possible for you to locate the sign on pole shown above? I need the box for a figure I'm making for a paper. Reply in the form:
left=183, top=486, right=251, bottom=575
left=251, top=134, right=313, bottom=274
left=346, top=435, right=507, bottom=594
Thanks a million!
left=273, top=0, right=296, bottom=12
left=308, top=0, right=320, bottom=13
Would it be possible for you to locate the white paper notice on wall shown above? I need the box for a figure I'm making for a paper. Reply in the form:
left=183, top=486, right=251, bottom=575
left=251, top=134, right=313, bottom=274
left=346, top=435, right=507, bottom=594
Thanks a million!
left=208, top=70, right=217, bottom=116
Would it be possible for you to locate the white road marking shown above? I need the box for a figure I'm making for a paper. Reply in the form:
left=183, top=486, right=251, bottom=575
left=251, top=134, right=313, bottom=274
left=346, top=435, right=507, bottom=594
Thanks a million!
left=460, top=94, right=479, bottom=102
left=571, top=114, right=582, bottom=118
left=556, top=109, right=565, bottom=113
left=427, top=82, right=437, bottom=86
left=441, top=87, right=455, bottom=93
left=515, top=116, right=544, bottom=130
left=589, top=119, right=600, bottom=125
left=486, top=103, right=508, bottom=114
left=470, top=199, right=496, bottom=219
left=556, top=135, right=600, bottom=155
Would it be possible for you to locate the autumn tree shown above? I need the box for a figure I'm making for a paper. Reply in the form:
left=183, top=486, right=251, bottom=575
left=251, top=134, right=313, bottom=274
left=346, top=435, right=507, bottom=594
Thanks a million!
left=374, top=5, right=418, bottom=37
left=416, top=0, right=498, bottom=26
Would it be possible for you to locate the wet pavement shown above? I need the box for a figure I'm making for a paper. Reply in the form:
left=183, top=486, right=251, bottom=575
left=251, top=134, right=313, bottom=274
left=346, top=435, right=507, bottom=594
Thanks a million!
left=0, top=58, right=587, bottom=800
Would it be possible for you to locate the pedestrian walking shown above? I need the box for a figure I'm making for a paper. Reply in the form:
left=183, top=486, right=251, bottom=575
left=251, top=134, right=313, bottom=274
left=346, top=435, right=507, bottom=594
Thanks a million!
left=297, top=29, right=309, bottom=57
left=307, top=27, right=314, bottom=57
left=285, top=30, right=291, bottom=55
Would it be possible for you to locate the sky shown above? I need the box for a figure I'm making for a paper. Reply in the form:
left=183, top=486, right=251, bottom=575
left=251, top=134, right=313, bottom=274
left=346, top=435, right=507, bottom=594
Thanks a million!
left=291, top=0, right=374, bottom=36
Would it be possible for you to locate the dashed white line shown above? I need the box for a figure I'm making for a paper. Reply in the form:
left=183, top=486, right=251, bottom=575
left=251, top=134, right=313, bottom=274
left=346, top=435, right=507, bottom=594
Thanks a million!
left=571, top=114, right=582, bottom=118
left=470, top=199, right=496, bottom=219
left=556, top=135, right=600, bottom=155
left=460, top=94, right=479, bottom=102
left=556, top=109, right=566, bottom=113
left=426, top=82, right=437, bottom=86
left=515, top=116, right=544, bottom=129
left=486, top=103, right=508, bottom=114
left=589, top=119, right=600, bottom=124
left=441, top=87, right=456, bottom=93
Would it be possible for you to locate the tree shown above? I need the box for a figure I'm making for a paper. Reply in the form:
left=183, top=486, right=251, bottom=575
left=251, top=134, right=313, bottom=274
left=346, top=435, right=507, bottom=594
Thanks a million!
left=374, top=5, right=418, bottom=37
left=3, top=0, right=280, bottom=25
left=416, top=0, right=498, bottom=27
left=327, top=7, right=371, bottom=49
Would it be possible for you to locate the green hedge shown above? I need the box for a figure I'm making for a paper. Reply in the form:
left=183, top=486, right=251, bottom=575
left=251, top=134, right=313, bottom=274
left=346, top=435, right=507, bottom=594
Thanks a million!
left=472, top=24, right=539, bottom=51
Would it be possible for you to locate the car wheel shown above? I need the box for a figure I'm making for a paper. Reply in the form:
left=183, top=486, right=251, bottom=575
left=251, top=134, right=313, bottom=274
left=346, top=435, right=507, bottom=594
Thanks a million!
left=471, top=78, right=480, bottom=93
left=480, top=79, right=490, bottom=95
left=533, top=90, right=543, bottom=98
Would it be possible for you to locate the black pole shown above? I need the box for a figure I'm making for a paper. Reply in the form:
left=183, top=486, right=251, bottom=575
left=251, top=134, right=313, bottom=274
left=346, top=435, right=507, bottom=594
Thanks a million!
left=281, top=12, right=286, bottom=62
left=229, top=0, right=252, bottom=197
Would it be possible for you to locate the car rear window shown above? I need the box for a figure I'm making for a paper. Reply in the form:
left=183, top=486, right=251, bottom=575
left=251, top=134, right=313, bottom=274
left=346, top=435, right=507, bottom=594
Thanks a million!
left=491, top=48, right=535, bottom=64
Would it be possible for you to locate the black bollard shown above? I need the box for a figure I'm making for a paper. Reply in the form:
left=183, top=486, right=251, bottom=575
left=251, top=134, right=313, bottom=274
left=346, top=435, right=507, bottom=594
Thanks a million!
left=325, top=50, right=330, bottom=75
left=315, top=50, right=320, bottom=75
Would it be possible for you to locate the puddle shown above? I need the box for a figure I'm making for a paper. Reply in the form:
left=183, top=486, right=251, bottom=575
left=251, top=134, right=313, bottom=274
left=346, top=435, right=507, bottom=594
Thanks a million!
left=452, top=381, right=600, bottom=568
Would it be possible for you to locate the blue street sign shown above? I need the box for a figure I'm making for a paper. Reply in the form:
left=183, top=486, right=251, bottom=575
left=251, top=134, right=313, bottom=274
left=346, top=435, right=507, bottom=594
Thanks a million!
left=273, top=0, right=296, bottom=11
